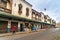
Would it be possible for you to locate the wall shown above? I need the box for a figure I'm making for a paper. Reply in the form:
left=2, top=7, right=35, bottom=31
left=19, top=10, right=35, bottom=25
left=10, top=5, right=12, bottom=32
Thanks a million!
left=12, top=0, right=32, bottom=19
left=41, top=14, right=44, bottom=22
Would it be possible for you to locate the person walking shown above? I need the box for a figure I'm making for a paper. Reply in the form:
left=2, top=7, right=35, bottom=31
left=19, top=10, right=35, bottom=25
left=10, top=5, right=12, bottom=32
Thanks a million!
left=12, top=26, right=16, bottom=34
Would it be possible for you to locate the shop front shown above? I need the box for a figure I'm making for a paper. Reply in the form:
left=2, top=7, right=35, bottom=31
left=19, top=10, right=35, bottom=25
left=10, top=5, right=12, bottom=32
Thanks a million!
left=38, top=24, right=41, bottom=29
left=11, top=22, right=18, bottom=32
left=0, top=21, right=8, bottom=33
left=20, top=23, right=24, bottom=32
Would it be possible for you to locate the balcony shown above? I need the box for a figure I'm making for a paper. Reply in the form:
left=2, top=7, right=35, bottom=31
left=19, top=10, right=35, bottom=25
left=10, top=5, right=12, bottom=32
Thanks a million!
left=0, top=7, right=11, bottom=14
left=44, top=19, right=47, bottom=23
left=44, top=15, right=47, bottom=19
left=0, top=0, right=11, bottom=14
left=38, top=19, right=41, bottom=21
left=32, top=17, right=36, bottom=20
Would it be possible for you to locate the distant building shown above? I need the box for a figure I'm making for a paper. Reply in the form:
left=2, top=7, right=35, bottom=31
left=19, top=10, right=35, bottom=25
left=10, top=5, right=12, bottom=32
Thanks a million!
left=56, top=22, right=60, bottom=27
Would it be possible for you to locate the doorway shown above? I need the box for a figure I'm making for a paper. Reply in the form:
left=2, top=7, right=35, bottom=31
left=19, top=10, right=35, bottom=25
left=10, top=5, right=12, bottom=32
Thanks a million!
left=11, top=22, right=18, bottom=32
left=20, top=23, right=24, bottom=31
left=0, top=21, right=8, bottom=33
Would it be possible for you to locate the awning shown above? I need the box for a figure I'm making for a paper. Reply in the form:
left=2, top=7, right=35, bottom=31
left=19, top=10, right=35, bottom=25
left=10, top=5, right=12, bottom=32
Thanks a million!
left=0, top=11, right=41, bottom=22
left=0, top=11, right=55, bottom=25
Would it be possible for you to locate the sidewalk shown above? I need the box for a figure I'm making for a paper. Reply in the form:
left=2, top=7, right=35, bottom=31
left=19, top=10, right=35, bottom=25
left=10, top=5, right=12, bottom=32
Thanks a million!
left=0, top=32, right=26, bottom=37
left=0, top=29, right=46, bottom=37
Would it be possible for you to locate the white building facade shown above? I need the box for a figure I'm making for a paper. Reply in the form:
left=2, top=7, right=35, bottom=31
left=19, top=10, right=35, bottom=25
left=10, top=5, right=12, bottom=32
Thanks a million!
left=0, top=0, right=56, bottom=33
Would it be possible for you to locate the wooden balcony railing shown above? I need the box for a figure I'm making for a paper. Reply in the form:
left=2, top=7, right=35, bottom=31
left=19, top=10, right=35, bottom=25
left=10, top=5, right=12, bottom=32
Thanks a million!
left=32, top=17, right=36, bottom=20
left=38, top=19, right=41, bottom=21
left=32, top=16, right=42, bottom=21
left=0, top=7, right=11, bottom=14
left=44, top=19, right=47, bottom=23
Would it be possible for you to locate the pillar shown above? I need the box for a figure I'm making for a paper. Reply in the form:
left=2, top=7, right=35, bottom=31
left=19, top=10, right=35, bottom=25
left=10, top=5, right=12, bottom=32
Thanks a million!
left=39, top=24, right=41, bottom=29
left=18, top=22, right=20, bottom=32
left=7, top=21, right=11, bottom=33
left=41, top=23, right=43, bottom=29
left=37, top=24, right=39, bottom=30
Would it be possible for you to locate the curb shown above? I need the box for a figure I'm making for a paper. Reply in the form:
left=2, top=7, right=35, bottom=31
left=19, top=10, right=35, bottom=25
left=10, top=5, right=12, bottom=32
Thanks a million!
left=0, top=33, right=12, bottom=37
left=0, top=29, right=46, bottom=37
left=0, top=32, right=27, bottom=37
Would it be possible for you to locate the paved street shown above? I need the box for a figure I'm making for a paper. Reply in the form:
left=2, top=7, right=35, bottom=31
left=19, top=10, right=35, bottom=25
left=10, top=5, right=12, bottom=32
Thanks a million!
left=0, top=28, right=60, bottom=40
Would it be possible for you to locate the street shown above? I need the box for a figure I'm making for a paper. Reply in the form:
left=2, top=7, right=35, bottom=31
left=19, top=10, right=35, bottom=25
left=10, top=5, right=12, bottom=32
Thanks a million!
left=0, top=28, right=60, bottom=40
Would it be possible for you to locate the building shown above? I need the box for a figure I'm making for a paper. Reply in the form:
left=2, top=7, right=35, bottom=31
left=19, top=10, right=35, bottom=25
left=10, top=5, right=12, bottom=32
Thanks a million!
left=0, top=0, right=56, bottom=33
left=51, top=19, right=56, bottom=28
left=56, top=22, right=60, bottom=27
left=32, top=9, right=42, bottom=30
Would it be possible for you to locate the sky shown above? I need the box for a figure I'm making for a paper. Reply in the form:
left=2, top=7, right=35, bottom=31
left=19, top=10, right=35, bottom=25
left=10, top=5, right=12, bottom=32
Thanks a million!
left=26, top=0, right=60, bottom=23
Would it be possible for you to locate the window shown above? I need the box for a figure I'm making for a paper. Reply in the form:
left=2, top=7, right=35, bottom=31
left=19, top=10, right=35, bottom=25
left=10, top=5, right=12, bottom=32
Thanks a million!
left=0, top=0, right=7, bottom=8
left=44, top=19, right=47, bottom=22
left=35, top=14, right=37, bottom=20
left=26, top=8, right=29, bottom=16
left=18, top=4, right=23, bottom=15
left=32, top=12, right=35, bottom=19
left=39, top=14, right=41, bottom=17
left=44, top=15, right=47, bottom=19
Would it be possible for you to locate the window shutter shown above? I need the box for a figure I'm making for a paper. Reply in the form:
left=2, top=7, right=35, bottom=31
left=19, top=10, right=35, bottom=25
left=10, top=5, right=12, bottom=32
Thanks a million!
left=18, top=4, right=23, bottom=15
left=26, top=8, right=29, bottom=16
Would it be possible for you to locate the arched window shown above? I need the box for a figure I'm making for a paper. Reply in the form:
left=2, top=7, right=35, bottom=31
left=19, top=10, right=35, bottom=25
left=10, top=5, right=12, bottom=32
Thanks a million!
left=18, top=4, right=23, bottom=15
left=26, top=8, right=29, bottom=16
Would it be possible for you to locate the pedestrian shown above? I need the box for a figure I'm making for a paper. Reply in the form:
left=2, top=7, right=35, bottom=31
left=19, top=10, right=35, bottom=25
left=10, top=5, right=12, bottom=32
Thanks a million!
left=12, top=26, right=16, bottom=34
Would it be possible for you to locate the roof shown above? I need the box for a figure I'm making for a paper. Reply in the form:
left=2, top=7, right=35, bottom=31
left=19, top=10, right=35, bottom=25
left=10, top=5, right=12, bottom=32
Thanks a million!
left=40, top=12, right=44, bottom=14
left=32, top=9, right=40, bottom=15
left=22, top=0, right=32, bottom=6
